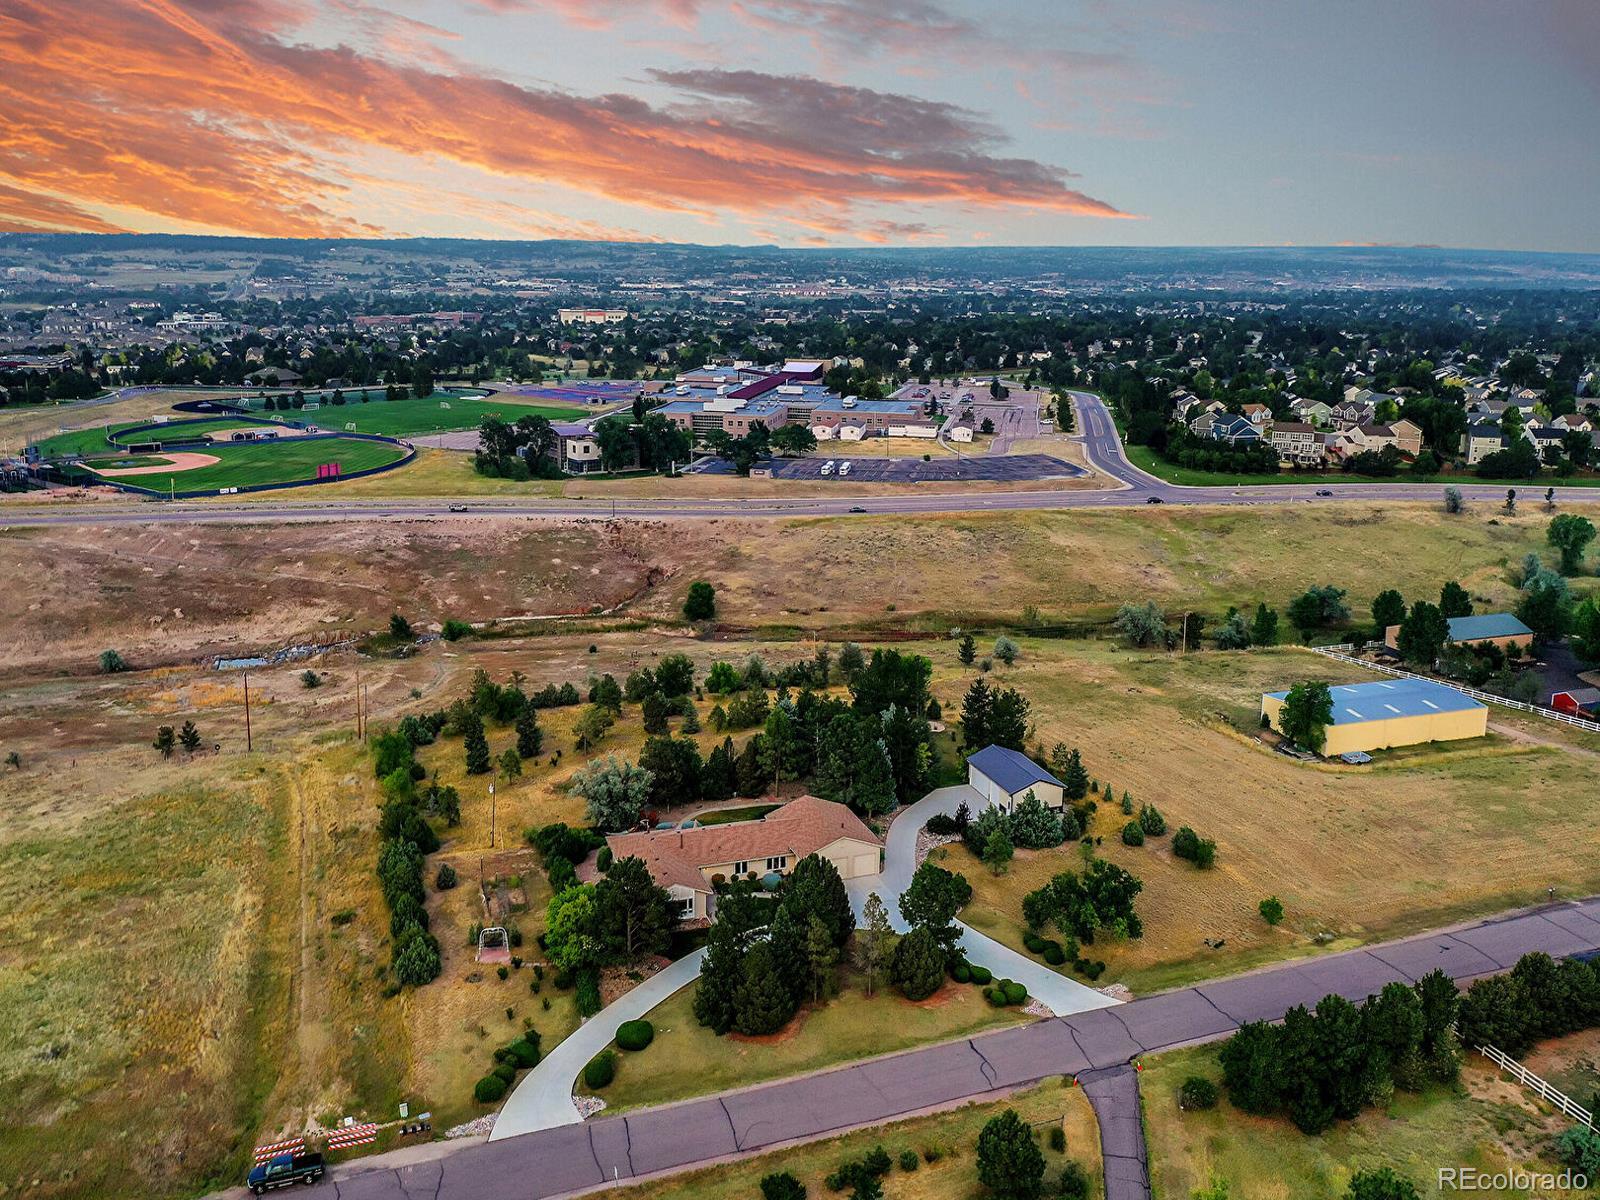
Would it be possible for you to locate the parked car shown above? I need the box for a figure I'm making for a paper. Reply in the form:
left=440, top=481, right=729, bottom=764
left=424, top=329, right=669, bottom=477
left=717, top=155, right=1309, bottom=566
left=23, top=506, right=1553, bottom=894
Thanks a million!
left=248, top=1152, right=325, bottom=1195
left=838, top=461, right=851, bottom=476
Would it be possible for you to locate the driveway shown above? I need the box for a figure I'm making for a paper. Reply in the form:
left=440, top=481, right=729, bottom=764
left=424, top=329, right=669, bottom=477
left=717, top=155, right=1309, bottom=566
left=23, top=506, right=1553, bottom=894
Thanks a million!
left=491, top=948, right=706, bottom=1140
left=263, top=897, right=1600, bottom=1200
left=846, top=784, right=1119, bottom=1019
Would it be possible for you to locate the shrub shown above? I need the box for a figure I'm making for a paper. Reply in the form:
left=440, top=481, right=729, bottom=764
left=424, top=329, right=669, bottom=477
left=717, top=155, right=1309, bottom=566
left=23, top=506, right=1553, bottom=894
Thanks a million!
left=1001, top=979, right=1028, bottom=1005
left=497, top=965, right=509, bottom=981
left=969, top=964, right=993, bottom=985
left=1058, top=1161, right=1091, bottom=1200
left=441, top=619, right=474, bottom=641
left=951, top=961, right=972, bottom=983
left=473, top=1075, right=508, bottom=1103
left=576, top=969, right=603, bottom=1017
left=1179, top=1077, right=1219, bottom=1110
left=1259, top=896, right=1284, bottom=926
left=1172, top=826, right=1217, bottom=868
left=553, top=968, right=574, bottom=990
left=898, top=1149, right=919, bottom=1172
left=505, top=1036, right=541, bottom=1068
left=98, top=649, right=128, bottom=674
left=1137, top=804, right=1166, bottom=836
left=1023, top=931, right=1046, bottom=954
left=1042, top=942, right=1066, bottom=966
left=617, top=1019, right=654, bottom=1051
left=584, top=1049, right=617, bottom=1089
left=596, top=847, right=614, bottom=873
left=1048, top=1126, right=1066, bottom=1153
left=1121, top=821, right=1144, bottom=846
left=435, top=863, right=458, bottom=890
left=491, top=1061, right=516, bottom=1084
left=761, top=1172, right=807, bottom=1200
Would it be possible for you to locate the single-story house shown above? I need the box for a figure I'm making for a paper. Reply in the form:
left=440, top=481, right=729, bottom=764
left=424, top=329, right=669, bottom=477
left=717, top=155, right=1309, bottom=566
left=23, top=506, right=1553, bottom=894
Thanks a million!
left=603, top=795, right=881, bottom=923
left=966, top=745, right=1065, bottom=813
left=1382, top=612, right=1534, bottom=656
left=1550, top=688, right=1600, bottom=718
left=1261, top=678, right=1488, bottom=756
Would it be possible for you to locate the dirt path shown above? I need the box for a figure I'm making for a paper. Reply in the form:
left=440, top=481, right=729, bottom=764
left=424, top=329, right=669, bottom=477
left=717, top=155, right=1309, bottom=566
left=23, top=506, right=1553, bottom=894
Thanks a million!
left=1489, top=719, right=1600, bottom=761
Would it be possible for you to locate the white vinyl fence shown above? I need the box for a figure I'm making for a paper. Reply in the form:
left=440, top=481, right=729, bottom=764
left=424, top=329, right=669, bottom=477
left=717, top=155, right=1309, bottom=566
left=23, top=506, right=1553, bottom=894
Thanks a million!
left=1478, top=1043, right=1596, bottom=1129
left=1309, top=645, right=1600, bottom=736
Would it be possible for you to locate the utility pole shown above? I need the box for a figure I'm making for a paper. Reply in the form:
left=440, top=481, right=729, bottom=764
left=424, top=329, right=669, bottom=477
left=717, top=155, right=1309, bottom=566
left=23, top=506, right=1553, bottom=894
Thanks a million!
left=354, top=664, right=362, bottom=739
left=489, top=779, right=497, bottom=849
left=242, top=670, right=252, bottom=752
left=362, top=684, right=370, bottom=742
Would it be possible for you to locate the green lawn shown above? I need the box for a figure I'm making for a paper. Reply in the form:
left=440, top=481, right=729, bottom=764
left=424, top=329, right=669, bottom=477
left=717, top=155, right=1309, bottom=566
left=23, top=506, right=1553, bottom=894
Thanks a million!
left=85, top=437, right=408, bottom=493
left=582, top=969, right=1032, bottom=1113
left=246, top=392, right=584, bottom=438
left=1142, top=1044, right=1574, bottom=1199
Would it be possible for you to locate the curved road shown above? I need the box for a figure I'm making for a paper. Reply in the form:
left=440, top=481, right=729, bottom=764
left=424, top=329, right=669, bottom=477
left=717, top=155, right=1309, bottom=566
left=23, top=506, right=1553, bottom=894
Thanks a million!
left=7, top=393, right=1595, bottom=528
left=220, top=895, right=1600, bottom=1200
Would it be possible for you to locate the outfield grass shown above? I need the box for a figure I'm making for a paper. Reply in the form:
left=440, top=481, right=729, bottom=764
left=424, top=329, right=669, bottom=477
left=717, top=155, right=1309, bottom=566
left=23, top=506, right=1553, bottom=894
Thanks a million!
left=607, top=1077, right=1102, bottom=1200
left=581, top=968, right=1032, bottom=1114
left=86, top=436, right=408, bottom=492
left=250, top=392, right=584, bottom=437
left=1142, top=1043, right=1572, bottom=1199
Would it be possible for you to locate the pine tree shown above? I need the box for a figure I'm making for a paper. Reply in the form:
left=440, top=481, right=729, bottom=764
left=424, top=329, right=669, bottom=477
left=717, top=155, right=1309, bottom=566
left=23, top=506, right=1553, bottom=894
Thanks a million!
left=734, top=735, right=769, bottom=798
left=1061, top=749, right=1089, bottom=800
left=890, top=925, right=946, bottom=1001
left=515, top=705, right=543, bottom=758
left=854, top=738, right=897, bottom=817
left=178, top=720, right=202, bottom=752
left=153, top=725, right=175, bottom=757
left=463, top=713, right=491, bottom=775
left=853, top=892, right=892, bottom=997
left=804, top=915, right=838, bottom=1004
left=960, top=677, right=993, bottom=748
left=957, top=632, right=976, bottom=666
left=1120, top=791, right=1134, bottom=815
left=703, top=737, right=737, bottom=802
left=734, top=942, right=798, bottom=1035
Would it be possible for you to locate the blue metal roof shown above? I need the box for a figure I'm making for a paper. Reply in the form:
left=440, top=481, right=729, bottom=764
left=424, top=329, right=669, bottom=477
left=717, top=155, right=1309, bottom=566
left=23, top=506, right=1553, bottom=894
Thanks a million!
left=965, top=745, right=1063, bottom=794
left=1446, top=613, right=1532, bottom=642
left=1264, top=678, right=1485, bottom=725
left=812, top=396, right=924, bottom=414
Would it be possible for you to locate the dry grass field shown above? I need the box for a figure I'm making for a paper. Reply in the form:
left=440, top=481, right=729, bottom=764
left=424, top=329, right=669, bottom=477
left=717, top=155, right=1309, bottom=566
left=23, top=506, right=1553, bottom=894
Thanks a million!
left=2, top=500, right=1597, bottom=1197
left=938, top=639, right=1600, bottom=993
left=0, top=504, right=1583, bottom=680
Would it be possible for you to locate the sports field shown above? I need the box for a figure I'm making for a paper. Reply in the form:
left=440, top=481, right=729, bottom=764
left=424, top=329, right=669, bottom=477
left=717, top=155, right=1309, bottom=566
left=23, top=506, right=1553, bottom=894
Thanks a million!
left=37, top=415, right=279, bottom=457
left=241, top=392, right=585, bottom=437
left=84, top=436, right=407, bottom=492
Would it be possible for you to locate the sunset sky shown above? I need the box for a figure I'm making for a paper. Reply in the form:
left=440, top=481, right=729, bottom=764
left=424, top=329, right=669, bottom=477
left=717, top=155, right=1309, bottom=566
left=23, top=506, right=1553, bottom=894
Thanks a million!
left=2, top=0, right=1596, bottom=250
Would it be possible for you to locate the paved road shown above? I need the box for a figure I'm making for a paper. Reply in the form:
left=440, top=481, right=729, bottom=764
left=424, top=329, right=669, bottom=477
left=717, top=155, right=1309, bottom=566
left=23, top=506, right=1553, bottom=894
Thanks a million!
left=273, top=896, right=1600, bottom=1200
left=8, top=393, right=1597, bottom=529
left=846, top=785, right=1118, bottom=1018
left=1079, top=1065, right=1148, bottom=1200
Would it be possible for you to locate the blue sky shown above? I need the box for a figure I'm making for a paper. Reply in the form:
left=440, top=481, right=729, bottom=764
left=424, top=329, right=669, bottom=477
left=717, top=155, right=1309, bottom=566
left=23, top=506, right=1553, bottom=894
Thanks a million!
left=2, top=0, right=1595, bottom=250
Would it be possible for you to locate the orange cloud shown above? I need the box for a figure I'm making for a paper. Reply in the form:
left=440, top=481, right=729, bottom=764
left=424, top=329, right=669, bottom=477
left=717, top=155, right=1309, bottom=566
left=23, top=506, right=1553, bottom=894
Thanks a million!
left=0, top=183, right=127, bottom=233
left=0, top=0, right=1130, bottom=241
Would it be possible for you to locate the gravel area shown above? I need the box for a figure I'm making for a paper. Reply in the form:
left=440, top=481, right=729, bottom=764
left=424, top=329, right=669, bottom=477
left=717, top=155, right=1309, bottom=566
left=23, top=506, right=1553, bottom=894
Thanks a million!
left=574, top=1095, right=608, bottom=1120
left=445, top=1114, right=497, bottom=1139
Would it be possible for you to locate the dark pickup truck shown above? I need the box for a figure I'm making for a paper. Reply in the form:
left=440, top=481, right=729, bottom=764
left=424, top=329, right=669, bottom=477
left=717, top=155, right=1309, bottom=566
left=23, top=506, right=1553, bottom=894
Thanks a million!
left=247, top=1152, right=325, bottom=1194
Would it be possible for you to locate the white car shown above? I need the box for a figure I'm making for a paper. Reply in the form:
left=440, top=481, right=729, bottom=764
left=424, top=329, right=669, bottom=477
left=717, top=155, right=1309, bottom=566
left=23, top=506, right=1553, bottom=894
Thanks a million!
left=838, top=461, right=852, bottom=476
left=820, top=460, right=836, bottom=476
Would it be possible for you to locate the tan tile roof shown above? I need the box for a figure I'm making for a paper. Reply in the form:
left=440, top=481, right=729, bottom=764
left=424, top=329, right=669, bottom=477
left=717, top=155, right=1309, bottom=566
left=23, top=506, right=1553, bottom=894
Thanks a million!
left=606, top=795, right=881, bottom=894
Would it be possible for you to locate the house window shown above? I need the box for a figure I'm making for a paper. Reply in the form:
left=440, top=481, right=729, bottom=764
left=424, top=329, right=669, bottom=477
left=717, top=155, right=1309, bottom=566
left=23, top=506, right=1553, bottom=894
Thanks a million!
left=677, top=896, right=697, bottom=919
left=765, top=856, right=787, bottom=872
left=733, top=861, right=748, bottom=875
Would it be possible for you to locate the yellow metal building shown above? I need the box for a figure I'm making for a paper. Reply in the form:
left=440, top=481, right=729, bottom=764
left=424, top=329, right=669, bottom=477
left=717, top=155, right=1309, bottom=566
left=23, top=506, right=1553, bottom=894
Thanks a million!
left=1261, top=678, right=1488, bottom=755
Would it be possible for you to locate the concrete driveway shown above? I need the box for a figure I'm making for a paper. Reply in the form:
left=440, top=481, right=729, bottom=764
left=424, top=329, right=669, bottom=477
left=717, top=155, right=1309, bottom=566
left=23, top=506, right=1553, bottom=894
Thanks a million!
left=847, top=785, right=1119, bottom=1018
left=490, top=947, right=706, bottom=1141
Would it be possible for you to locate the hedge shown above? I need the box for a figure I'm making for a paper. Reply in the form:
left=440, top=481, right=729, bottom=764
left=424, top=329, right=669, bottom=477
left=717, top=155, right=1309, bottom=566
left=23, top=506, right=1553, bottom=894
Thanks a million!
left=617, top=1019, right=654, bottom=1052
left=1000, top=979, right=1028, bottom=1005
left=969, top=964, right=993, bottom=985
left=1042, top=942, right=1067, bottom=966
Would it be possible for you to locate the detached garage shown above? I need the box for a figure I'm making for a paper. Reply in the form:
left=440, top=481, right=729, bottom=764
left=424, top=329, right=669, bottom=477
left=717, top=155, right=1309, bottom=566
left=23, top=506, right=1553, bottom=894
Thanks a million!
left=1261, top=677, right=1488, bottom=756
left=966, top=744, right=1066, bottom=813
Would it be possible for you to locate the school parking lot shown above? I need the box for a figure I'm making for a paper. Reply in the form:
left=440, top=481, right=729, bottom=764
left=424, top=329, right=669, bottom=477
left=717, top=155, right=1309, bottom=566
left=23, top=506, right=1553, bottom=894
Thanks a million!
left=692, top=453, right=1086, bottom=483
